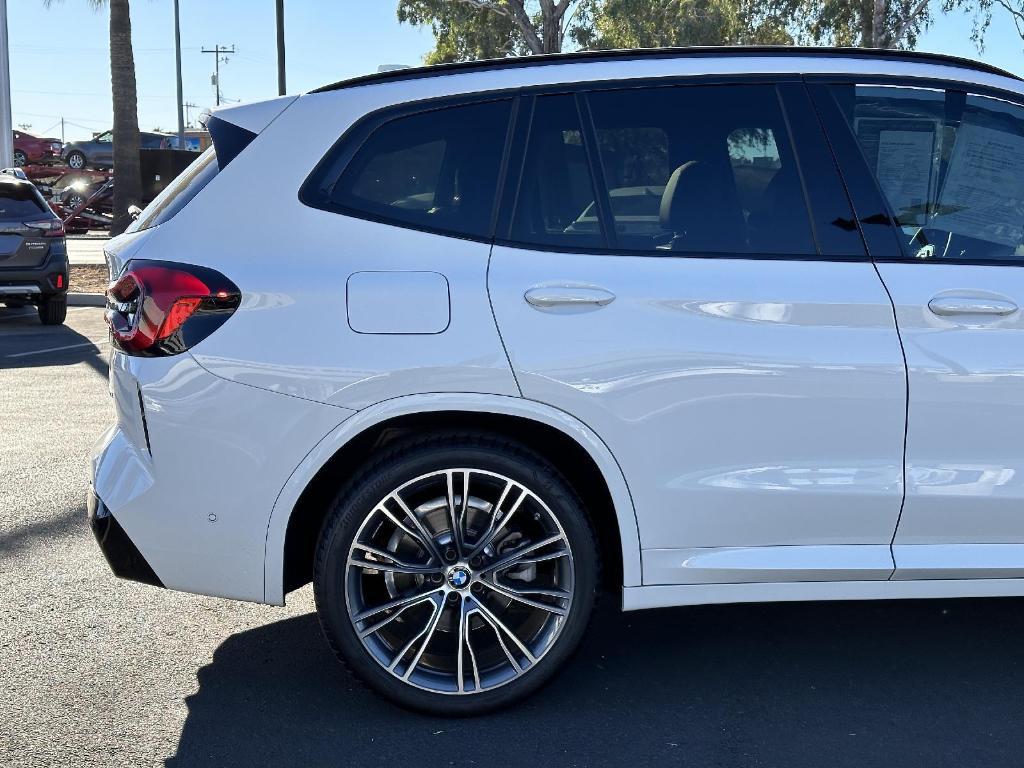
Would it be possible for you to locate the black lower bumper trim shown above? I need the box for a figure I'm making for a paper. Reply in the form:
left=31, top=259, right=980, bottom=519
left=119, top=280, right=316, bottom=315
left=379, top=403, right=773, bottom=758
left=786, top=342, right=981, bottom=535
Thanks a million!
left=88, top=490, right=164, bottom=588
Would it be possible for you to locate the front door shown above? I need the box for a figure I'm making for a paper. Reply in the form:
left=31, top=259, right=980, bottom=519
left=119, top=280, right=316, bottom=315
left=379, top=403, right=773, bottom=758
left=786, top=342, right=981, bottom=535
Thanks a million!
left=820, top=80, right=1024, bottom=579
left=488, top=82, right=907, bottom=585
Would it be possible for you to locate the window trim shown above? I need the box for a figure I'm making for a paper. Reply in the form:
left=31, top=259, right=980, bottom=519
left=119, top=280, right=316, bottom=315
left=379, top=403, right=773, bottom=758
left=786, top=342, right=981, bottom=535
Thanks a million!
left=809, top=74, right=1024, bottom=267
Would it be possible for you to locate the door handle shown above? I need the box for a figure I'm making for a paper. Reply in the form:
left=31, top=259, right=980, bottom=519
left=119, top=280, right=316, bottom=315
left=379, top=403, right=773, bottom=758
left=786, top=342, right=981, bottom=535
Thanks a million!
left=927, top=296, right=1018, bottom=317
left=524, top=286, right=616, bottom=310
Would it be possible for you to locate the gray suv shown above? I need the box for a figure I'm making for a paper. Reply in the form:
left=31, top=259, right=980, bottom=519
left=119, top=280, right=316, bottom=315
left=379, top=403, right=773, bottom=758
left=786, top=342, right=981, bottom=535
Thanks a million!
left=0, top=176, right=68, bottom=324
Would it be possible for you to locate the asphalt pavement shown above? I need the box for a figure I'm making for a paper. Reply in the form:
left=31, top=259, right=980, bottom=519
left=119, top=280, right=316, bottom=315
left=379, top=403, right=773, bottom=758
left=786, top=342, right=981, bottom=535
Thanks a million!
left=3, top=305, right=1024, bottom=767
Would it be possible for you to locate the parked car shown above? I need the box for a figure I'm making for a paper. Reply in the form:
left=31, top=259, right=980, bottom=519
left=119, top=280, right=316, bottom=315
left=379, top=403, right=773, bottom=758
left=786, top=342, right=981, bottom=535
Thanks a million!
left=62, top=130, right=171, bottom=169
left=12, top=130, right=63, bottom=166
left=90, top=47, right=1024, bottom=714
left=0, top=175, right=67, bottom=324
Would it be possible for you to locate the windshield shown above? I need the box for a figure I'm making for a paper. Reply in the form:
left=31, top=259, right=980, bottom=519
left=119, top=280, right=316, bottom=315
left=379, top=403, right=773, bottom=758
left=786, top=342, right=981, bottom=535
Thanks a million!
left=0, top=185, right=47, bottom=221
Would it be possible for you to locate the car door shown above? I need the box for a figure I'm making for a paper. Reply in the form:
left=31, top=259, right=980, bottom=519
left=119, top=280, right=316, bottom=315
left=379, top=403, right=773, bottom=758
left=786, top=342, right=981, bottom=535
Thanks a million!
left=814, top=79, right=1024, bottom=579
left=93, top=131, right=114, bottom=165
left=488, top=81, right=907, bottom=586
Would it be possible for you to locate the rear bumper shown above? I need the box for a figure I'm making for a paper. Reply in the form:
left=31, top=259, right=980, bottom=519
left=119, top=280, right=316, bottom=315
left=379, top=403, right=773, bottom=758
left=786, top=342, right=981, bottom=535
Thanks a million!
left=87, top=489, right=164, bottom=588
left=0, top=249, right=69, bottom=300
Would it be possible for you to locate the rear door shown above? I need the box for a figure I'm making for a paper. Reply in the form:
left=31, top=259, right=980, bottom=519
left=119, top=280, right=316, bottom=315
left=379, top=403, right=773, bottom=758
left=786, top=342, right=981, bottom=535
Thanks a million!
left=488, top=80, right=907, bottom=586
left=814, top=79, right=1024, bottom=579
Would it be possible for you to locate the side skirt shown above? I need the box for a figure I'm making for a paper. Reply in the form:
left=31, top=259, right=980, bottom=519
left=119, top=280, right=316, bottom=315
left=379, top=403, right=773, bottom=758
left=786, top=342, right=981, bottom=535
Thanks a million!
left=623, top=578, right=1024, bottom=611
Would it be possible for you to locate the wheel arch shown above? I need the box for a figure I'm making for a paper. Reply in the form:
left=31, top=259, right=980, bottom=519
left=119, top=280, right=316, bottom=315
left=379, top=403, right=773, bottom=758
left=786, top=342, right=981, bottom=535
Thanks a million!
left=264, top=393, right=642, bottom=605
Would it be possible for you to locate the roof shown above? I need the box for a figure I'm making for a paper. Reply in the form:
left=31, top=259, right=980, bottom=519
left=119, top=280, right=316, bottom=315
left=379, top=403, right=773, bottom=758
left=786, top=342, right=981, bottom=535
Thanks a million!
left=312, top=46, right=1020, bottom=94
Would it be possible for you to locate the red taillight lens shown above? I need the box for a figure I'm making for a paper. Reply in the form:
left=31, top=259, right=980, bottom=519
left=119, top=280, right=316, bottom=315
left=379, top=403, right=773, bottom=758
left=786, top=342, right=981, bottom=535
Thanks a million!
left=25, top=219, right=65, bottom=238
left=105, top=260, right=240, bottom=356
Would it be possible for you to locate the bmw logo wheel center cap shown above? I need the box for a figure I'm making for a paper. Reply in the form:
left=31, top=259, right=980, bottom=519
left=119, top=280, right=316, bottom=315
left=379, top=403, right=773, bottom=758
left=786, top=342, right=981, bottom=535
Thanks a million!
left=446, top=565, right=471, bottom=590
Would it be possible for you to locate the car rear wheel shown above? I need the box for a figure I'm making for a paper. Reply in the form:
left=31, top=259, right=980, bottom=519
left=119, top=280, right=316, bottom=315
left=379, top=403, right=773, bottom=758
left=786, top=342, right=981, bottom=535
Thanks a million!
left=38, top=294, right=67, bottom=325
left=66, top=151, right=86, bottom=170
left=314, top=432, right=598, bottom=714
left=13, top=150, right=27, bottom=167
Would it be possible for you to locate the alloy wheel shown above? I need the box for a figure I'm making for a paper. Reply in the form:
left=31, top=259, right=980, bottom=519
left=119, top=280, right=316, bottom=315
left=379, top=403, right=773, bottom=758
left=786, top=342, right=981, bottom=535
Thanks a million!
left=344, top=468, right=575, bottom=695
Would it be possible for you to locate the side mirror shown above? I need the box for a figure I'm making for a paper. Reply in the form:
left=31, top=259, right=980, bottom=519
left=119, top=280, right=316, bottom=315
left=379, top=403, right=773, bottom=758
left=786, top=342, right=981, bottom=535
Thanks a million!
left=128, top=204, right=142, bottom=220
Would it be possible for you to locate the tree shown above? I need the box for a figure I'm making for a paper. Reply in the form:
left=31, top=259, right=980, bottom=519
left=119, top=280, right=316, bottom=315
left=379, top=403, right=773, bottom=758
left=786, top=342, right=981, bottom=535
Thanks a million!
left=397, top=0, right=589, bottom=61
left=573, top=0, right=799, bottom=48
left=800, top=0, right=936, bottom=48
left=46, top=0, right=141, bottom=234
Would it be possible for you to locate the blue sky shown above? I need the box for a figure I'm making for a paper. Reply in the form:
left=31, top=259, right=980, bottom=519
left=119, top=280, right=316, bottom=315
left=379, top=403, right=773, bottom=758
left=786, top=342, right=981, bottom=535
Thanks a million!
left=6, top=1, right=1024, bottom=142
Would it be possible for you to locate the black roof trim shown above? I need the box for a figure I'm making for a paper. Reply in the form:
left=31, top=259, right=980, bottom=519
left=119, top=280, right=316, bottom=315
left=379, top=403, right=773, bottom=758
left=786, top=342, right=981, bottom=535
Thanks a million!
left=312, top=46, right=1020, bottom=94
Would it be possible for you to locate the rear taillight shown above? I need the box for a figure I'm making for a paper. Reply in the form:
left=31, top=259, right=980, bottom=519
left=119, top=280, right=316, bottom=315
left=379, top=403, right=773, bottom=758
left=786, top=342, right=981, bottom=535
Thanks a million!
left=25, top=219, right=64, bottom=237
left=105, top=260, right=240, bottom=356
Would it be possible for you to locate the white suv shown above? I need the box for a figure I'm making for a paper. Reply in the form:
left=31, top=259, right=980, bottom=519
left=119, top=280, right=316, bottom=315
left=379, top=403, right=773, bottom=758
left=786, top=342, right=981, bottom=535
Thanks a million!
left=90, top=47, right=1024, bottom=713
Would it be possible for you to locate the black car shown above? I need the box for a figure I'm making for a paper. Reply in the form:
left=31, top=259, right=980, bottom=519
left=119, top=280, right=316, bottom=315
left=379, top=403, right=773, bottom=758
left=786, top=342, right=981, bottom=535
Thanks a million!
left=0, top=176, right=68, bottom=324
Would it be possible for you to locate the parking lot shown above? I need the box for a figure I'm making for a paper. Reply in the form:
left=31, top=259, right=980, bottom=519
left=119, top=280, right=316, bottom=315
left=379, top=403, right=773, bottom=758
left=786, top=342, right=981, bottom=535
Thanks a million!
left=3, top=306, right=1024, bottom=767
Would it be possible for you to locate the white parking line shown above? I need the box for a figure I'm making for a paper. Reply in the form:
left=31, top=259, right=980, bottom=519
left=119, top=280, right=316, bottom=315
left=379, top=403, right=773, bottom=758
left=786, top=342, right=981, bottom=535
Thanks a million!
left=5, top=339, right=109, bottom=358
left=0, top=306, right=97, bottom=322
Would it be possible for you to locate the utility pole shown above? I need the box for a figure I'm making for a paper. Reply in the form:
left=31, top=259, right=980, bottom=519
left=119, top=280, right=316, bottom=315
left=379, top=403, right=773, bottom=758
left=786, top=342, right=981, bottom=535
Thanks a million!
left=202, top=44, right=234, bottom=107
left=0, top=0, right=13, bottom=168
left=275, top=0, right=286, bottom=96
left=174, top=0, right=184, bottom=147
left=60, top=117, right=64, bottom=144
left=182, top=102, right=199, bottom=129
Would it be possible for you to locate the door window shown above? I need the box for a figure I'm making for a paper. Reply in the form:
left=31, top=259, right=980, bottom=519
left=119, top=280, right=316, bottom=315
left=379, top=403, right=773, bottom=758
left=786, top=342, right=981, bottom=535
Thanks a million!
left=316, top=99, right=512, bottom=239
left=510, top=94, right=606, bottom=250
left=587, top=84, right=816, bottom=255
left=830, top=84, right=1024, bottom=263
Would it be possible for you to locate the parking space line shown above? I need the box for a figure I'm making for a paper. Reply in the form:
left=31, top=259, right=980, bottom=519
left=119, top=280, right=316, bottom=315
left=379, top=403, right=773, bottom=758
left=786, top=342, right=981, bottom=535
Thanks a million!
left=5, top=339, right=109, bottom=358
left=0, top=306, right=98, bottom=322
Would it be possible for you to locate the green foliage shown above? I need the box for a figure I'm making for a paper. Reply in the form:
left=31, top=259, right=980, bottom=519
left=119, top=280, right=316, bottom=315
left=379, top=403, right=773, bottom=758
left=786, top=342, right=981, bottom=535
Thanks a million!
left=573, top=0, right=798, bottom=49
left=398, top=1, right=523, bottom=63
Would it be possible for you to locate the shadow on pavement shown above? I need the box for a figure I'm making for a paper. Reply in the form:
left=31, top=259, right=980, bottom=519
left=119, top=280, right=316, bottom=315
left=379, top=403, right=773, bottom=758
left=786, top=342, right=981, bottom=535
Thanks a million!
left=0, top=307, right=108, bottom=379
left=0, top=504, right=85, bottom=556
left=167, top=596, right=1024, bottom=768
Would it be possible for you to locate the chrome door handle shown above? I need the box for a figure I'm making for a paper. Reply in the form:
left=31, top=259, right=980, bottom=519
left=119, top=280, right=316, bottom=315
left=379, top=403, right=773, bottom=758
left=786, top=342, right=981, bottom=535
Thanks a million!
left=927, top=296, right=1018, bottom=317
left=524, top=286, right=616, bottom=309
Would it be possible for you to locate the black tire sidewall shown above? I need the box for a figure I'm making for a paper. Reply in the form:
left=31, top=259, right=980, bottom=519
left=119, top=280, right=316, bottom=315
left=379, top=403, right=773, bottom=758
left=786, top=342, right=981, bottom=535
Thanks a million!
left=314, top=435, right=598, bottom=715
left=38, top=295, right=67, bottom=325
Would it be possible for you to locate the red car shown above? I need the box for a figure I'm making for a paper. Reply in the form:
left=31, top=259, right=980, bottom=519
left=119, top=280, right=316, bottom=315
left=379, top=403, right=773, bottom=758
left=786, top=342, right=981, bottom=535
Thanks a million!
left=12, top=130, right=64, bottom=167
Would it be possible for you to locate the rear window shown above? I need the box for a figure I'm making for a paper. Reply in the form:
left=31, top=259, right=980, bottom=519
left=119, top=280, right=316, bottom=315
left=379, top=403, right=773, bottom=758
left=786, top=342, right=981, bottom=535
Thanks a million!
left=308, top=98, right=513, bottom=240
left=128, top=146, right=219, bottom=232
left=0, top=184, right=47, bottom=221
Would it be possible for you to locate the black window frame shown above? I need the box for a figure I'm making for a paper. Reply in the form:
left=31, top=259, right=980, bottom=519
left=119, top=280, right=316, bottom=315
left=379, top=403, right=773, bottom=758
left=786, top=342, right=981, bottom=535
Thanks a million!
left=299, top=91, right=520, bottom=245
left=805, top=73, right=1024, bottom=267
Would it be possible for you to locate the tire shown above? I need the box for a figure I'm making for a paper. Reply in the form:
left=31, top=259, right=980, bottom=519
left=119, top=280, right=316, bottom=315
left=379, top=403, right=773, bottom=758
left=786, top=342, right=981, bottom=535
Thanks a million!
left=38, top=294, right=67, bottom=325
left=13, top=149, right=27, bottom=167
left=314, top=431, right=598, bottom=715
left=66, top=151, right=86, bottom=170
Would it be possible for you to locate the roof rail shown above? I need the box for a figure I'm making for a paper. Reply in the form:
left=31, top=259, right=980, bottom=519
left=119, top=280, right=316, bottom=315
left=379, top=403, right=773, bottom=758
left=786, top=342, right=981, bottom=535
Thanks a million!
left=312, top=45, right=1020, bottom=94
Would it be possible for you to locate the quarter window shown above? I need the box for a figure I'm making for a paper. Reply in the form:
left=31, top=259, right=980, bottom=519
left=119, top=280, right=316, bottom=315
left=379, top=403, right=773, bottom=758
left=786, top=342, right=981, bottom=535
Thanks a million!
left=587, top=84, right=816, bottom=255
left=831, top=84, right=1024, bottom=263
left=328, top=99, right=512, bottom=239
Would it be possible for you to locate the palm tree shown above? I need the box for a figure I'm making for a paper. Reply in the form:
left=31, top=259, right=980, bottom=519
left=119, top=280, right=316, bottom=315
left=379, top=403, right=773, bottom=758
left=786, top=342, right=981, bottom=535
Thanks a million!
left=106, top=0, right=142, bottom=235
left=46, top=0, right=142, bottom=235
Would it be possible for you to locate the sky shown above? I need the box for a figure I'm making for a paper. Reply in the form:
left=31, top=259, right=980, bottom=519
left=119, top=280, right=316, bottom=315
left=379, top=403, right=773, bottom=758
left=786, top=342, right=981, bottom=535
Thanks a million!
left=5, top=1, right=1024, bottom=142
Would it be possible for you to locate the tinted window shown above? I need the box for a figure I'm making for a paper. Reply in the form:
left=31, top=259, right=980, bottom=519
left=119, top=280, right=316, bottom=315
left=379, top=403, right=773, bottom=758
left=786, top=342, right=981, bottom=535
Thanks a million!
left=329, top=99, right=512, bottom=239
left=588, top=84, right=816, bottom=255
left=510, top=94, right=605, bottom=249
left=0, top=183, right=47, bottom=221
left=831, top=84, right=1024, bottom=263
